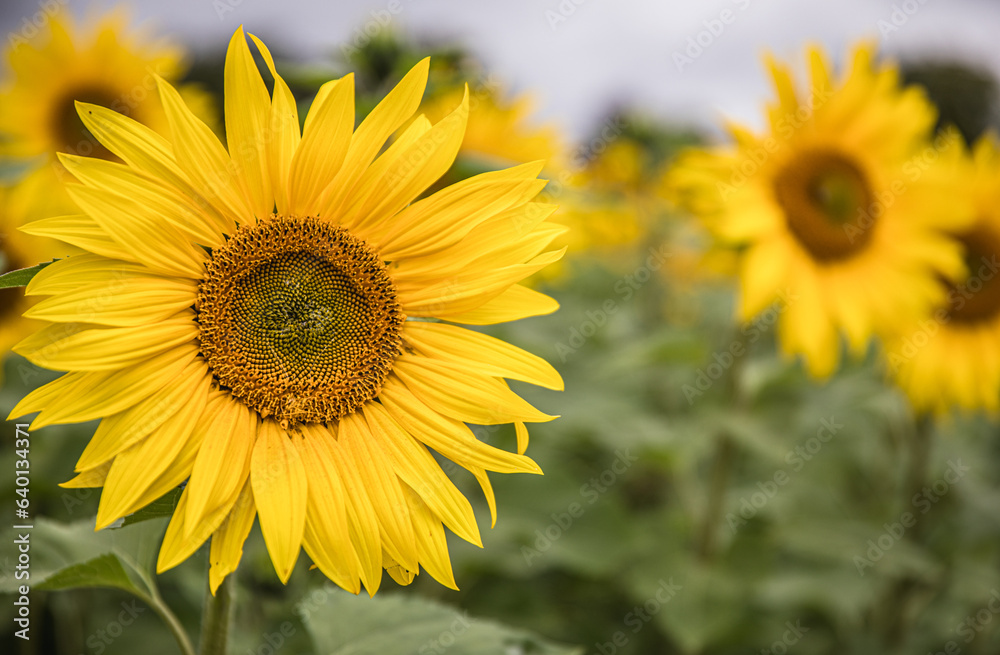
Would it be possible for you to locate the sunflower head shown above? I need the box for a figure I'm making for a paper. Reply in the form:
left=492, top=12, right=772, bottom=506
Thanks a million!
left=10, top=28, right=564, bottom=595
left=666, top=42, right=973, bottom=377
left=885, top=133, right=1000, bottom=413
left=0, top=8, right=216, bottom=223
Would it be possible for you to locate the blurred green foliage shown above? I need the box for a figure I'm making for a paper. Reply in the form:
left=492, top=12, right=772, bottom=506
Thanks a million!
left=3, top=27, right=1000, bottom=655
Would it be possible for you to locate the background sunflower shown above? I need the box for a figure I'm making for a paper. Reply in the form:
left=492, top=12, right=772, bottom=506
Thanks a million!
left=3, top=2, right=1000, bottom=655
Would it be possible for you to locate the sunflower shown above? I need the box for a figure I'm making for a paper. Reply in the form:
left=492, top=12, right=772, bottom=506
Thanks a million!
left=420, top=84, right=564, bottom=170
left=886, top=134, right=1000, bottom=413
left=0, top=8, right=214, bottom=216
left=8, top=28, right=564, bottom=595
left=0, top=178, right=70, bottom=381
left=667, top=43, right=970, bottom=377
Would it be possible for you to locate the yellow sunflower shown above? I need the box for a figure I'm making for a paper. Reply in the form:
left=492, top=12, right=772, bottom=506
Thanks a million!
left=0, top=178, right=70, bottom=380
left=8, top=28, right=564, bottom=595
left=421, top=84, right=565, bottom=169
left=667, top=43, right=971, bottom=377
left=886, top=134, right=1000, bottom=413
left=0, top=8, right=214, bottom=216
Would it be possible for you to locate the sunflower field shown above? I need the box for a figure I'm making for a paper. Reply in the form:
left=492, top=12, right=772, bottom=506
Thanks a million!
left=3, top=2, right=1000, bottom=654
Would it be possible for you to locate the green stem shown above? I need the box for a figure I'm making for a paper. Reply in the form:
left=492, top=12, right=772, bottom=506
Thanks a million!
left=198, top=573, right=235, bottom=655
left=695, top=327, right=748, bottom=562
left=696, top=433, right=735, bottom=561
left=881, top=413, right=934, bottom=653
left=134, top=588, right=196, bottom=655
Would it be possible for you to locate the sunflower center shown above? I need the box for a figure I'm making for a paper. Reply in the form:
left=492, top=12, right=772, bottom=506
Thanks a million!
left=942, top=224, right=1000, bottom=325
left=51, top=86, right=121, bottom=159
left=196, top=215, right=404, bottom=424
left=773, top=149, right=874, bottom=261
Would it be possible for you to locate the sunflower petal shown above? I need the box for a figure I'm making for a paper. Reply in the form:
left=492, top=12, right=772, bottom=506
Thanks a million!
left=316, top=58, right=430, bottom=218
left=339, top=412, right=418, bottom=573
left=224, top=26, right=273, bottom=220
left=248, top=34, right=301, bottom=216
left=185, top=397, right=256, bottom=536
left=318, top=426, right=383, bottom=595
left=156, top=75, right=253, bottom=226
left=209, top=481, right=257, bottom=594
left=403, top=321, right=563, bottom=390
left=363, top=402, right=482, bottom=547
left=15, top=313, right=196, bottom=371
left=96, top=373, right=209, bottom=529
left=251, top=420, right=307, bottom=583
left=289, top=76, right=354, bottom=216
left=298, top=426, right=361, bottom=594
left=378, top=376, right=542, bottom=475
left=443, top=284, right=559, bottom=325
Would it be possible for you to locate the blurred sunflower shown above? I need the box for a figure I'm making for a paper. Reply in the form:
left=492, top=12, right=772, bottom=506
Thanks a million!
left=886, top=134, right=1000, bottom=413
left=0, top=8, right=214, bottom=215
left=667, top=42, right=970, bottom=377
left=8, top=29, right=564, bottom=595
left=0, top=179, right=69, bottom=381
left=421, top=84, right=564, bottom=170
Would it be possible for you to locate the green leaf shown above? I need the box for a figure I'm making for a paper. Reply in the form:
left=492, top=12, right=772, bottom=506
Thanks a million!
left=0, top=517, right=166, bottom=595
left=0, top=261, right=55, bottom=288
left=116, top=487, right=183, bottom=528
left=304, top=589, right=583, bottom=655
left=35, top=553, right=139, bottom=594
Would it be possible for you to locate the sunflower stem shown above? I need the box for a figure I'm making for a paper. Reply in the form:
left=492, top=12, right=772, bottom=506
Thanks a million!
left=198, top=573, right=235, bottom=655
left=696, top=433, right=735, bottom=561
left=880, top=412, right=934, bottom=652
left=695, top=326, right=747, bottom=561
left=137, top=588, right=196, bottom=655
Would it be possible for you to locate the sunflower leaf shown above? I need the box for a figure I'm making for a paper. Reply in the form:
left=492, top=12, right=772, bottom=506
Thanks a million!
left=115, top=487, right=183, bottom=529
left=35, top=553, right=139, bottom=594
left=0, top=260, right=55, bottom=288
left=0, top=517, right=166, bottom=596
left=304, top=590, right=583, bottom=655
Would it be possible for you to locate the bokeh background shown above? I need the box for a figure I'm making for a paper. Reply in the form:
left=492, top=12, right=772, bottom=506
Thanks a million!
left=2, top=1, right=1000, bottom=654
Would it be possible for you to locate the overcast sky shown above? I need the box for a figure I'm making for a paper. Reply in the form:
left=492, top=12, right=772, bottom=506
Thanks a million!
left=3, top=0, right=999, bottom=140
